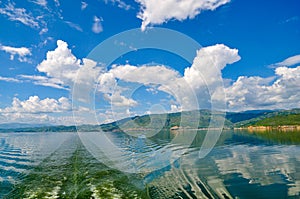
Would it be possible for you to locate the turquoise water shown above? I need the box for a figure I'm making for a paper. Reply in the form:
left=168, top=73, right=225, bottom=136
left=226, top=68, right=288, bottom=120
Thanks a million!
left=0, top=130, right=300, bottom=198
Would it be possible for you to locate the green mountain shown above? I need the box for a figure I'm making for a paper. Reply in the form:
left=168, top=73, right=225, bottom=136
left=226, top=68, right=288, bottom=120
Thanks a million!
left=252, top=114, right=300, bottom=126
left=0, top=109, right=299, bottom=132
left=100, top=110, right=233, bottom=132
left=233, top=109, right=300, bottom=127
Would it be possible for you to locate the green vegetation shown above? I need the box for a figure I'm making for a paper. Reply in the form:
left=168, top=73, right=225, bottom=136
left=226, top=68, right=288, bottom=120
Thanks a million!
left=233, top=109, right=300, bottom=127
left=251, top=114, right=300, bottom=126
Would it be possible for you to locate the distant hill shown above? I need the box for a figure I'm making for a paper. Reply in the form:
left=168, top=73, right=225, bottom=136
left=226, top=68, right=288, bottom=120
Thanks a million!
left=0, top=109, right=299, bottom=132
left=253, top=114, right=300, bottom=126
left=100, top=110, right=233, bottom=132
left=225, top=110, right=273, bottom=123
left=0, top=125, right=77, bottom=133
left=0, top=123, right=51, bottom=129
left=233, top=109, right=300, bottom=127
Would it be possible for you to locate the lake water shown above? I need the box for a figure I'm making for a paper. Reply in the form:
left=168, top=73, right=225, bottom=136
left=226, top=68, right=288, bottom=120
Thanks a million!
left=0, top=130, right=300, bottom=198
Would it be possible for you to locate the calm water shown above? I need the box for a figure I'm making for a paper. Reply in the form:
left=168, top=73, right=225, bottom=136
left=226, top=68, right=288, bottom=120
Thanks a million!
left=0, top=130, right=300, bottom=198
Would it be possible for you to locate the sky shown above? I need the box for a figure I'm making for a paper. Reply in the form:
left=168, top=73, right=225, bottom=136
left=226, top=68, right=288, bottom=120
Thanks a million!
left=0, top=0, right=300, bottom=125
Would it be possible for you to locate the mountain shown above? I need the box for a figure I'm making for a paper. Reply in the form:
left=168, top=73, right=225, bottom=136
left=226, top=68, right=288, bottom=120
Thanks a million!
left=0, top=125, right=77, bottom=133
left=0, top=123, right=51, bottom=129
left=100, top=110, right=233, bottom=132
left=232, top=109, right=300, bottom=127
left=225, top=110, right=274, bottom=123
left=0, top=109, right=299, bottom=132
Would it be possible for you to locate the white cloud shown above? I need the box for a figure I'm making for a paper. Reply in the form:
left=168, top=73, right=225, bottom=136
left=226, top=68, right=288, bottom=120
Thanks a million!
left=170, top=104, right=182, bottom=113
left=81, top=1, right=88, bottom=10
left=182, top=44, right=240, bottom=109
left=109, top=64, right=180, bottom=85
left=0, top=2, right=39, bottom=28
left=0, top=95, right=99, bottom=125
left=31, top=0, right=47, bottom=7
left=136, top=0, right=231, bottom=31
left=96, top=44, right=240, bottom=111
left=0, top=1, right=61, bottom=33
left=104, top=92, right=138, bottom=107
left=226, top=65, right=300, bottom=111
left=0, top=96, right=71, bottom=114
left=65, top=21, right=83, bottom=32
left=33, top=40, right=102, bottom=93
left=37, top=36, right=53, bottom=47
left=272, top=54, right=300, bottom=67
left=104, top=0, right=132, bottom=10
left=19, top=75, right=67, bottom=90
left=0, top=111, right=76, bottom=126
left=97, top=64, right=182, bottom=108
left=98, top=64, right=186, bottom=112
left=0, top=76, right=21, bottom=83
left=184, top=44, right=240, bottom=89
left=24, top=40, right=300, bottom=124
left=92, top=16, right=103, bottom=33
left=146, top=87, right=158, bottom=94
left=0, top=45, right=31, bottom=62
left=37, top=40, right=81, bottom=87
left=53, top=0, right=60, bottom=7
left=39, top=27, right=49, bottom=35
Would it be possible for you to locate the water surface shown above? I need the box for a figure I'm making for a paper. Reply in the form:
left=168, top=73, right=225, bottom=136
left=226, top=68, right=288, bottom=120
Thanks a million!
left=0, top=130, right=299, bottom=198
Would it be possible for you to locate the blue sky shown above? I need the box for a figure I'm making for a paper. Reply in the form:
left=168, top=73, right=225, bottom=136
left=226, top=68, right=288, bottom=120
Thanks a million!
left=0, top=0, right=300, bottom=125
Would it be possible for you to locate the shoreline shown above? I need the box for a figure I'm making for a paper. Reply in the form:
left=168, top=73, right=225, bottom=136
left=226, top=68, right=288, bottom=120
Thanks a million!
left=234, top=125, right=300, bottom=132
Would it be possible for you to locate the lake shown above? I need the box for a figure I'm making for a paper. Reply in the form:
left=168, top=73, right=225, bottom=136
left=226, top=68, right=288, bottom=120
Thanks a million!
left=0, top=130, right=300, bottom=198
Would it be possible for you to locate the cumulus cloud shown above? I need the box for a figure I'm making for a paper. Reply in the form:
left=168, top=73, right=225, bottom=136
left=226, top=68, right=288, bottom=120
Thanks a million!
left=182, top=44, right=240, bottom=109
left=184, top=44, right=240, bottom=89
left=0, top=96, right=71, bottom=114
left=104, top=92, right=138, bottom=107
left=17, top=40, right=101, bottom=92
left=0, top=2, right=39, bottom=28
left=25, top=40, right=300, bottom=123
left=108, top=64, right=180, bottom=85
left=136, top=0, right=231, bottom=31
left=226, top=65, right=300, bottom=111
left=35, top=40, right=86, bottom=87
left=36, top=40, right=81, bottom=88
left=0, top=45, right=31, bottom=62
left=97, top=64, right=181, bottom=108
left=92, top=16, right=103, bottom=33
left=96, top=44, right=240, bottom=111
left=0, top=95, right=97, bottom=125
